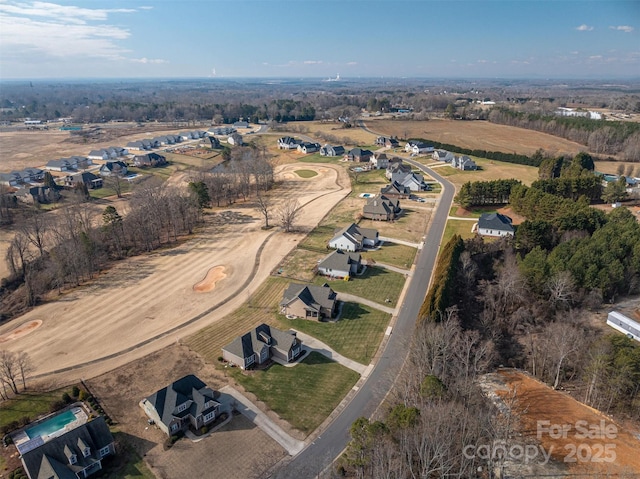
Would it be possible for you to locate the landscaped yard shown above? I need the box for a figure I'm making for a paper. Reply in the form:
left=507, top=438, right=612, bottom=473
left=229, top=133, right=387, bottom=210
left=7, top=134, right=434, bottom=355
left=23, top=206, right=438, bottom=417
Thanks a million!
left=361, top=242, right=416, bottom=270
left=298, top=153, right=340, bottom=164
left=230, top=352, right=359, bottom=434
left=0, top=387, right=71, bottom=428
left=274, top=248, right=325, bottom=281
left=276, top=302, right=390, bottom=365
left=441, top=219, right=476, bottom=248
left=359, top=206, right=431, bottom=244
left=314, top=266, right=405, bottom=307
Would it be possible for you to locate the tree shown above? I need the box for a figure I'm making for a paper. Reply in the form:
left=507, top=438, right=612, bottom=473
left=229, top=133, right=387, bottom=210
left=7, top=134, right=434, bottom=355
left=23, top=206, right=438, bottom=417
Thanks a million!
left=0, top=350, right=20, bottom=394
left=188, top=181, right=210, bottom=208
left=104, top=174, right=124, bottom=198
left=256, top=193, right=272, bottom=229
left=601, top=177, right=627, bottom=203
left=277, top=198, right=300, bottom=233
left=15, top=351, right=32, bottom=390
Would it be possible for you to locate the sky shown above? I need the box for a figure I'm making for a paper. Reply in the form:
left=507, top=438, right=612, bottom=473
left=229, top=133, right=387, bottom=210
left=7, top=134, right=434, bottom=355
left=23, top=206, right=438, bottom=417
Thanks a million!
left=0, top=0, right=638, bottom=80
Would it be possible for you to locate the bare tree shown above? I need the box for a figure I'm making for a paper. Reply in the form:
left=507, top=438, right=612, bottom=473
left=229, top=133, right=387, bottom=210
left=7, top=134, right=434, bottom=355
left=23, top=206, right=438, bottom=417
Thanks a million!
left=546, top=270, right=575, bottom=309
left=15, top=351, right=32, bottom=390
left=544, top=321, right=584, bottom=389
left=278, top=198, right=300, bottom=233
left=256, top=193, right=273, bottom=229
left=0, top=350, right=20, bottom=394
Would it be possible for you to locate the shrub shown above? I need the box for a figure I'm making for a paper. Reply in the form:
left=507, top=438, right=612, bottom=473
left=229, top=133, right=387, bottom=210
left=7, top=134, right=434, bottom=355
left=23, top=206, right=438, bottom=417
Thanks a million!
left=71, top=385, right=80, bottom=398
left=62, top=392, right=71, bottom=403
left=18, top=416, right=31, bottom=427
left=78, top=390, right=87, bottom=400
left=200, top=426, right=208, bottom=435
left=50, top=400, right=67, bottom=412
left=217, top=356, right=224, bottom=362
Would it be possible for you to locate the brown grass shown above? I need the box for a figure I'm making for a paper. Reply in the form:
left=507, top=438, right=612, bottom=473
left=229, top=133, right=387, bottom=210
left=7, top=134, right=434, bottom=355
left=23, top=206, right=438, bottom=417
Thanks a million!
left=367, top=118, right=595, bottom=158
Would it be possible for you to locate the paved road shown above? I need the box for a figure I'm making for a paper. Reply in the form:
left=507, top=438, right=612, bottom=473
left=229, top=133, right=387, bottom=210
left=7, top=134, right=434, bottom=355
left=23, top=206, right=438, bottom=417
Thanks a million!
left=274, top=159, right=455, bottom=478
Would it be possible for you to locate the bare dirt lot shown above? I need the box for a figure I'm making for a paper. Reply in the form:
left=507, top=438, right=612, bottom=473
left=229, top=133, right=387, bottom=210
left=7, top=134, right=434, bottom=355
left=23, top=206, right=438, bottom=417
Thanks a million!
left=495, top=369, right=640, bottom=476
left=0, top=163, right=350, bottom=386
left=368, top=118, right=596, bottom=158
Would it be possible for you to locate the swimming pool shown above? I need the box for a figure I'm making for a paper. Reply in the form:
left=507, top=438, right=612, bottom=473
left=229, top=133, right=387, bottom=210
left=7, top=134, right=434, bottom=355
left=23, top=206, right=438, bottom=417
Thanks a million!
left=25, top=409, right=77, bottom=439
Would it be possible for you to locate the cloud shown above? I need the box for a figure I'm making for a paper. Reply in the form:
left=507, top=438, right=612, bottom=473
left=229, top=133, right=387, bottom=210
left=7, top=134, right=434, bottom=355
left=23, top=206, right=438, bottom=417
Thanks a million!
left=131, top=57, right=168, bottom=64
left=346, top=61, right=357, bottom=65
left=610, top=25, right=634, bottom=33
left=139, top=6, right=153, bottom=10
left=575, top=24, right=594, bottom=31
left=303, top=60, right=322, bottom=64
left=0, top=1, right=157, bottom=64
left=589, top=55, right=603, bottom=60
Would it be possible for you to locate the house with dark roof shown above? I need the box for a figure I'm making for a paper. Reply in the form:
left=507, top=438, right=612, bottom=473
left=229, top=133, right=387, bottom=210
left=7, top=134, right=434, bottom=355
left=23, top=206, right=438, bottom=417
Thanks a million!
left=64, top=172, right=103, bottom=189
left=329, top=223, right=379, bottom=251
left=227, top=133, right=243, bottom=146
left=0, top=168, right=44, bottom=187
left=451, top=155, right=477, bottom=171
left=375, top=136, right=399, bottom=148
left=385, top=162, right=412, bottom=180
left=20, top=416, right=115, bottom=479
left=222, top=324, right=302, bottom=370
left=345, top=147, right=373, bottom=162
left=233, top=120, right=249, bottom=129
left=370, top=152, right=390, bottom=170
left=141, top=375, right=221, bottom=436
left=204, top=136, right=221, bottom=148
left=133, top=152, right=167, bottom=168
left=297, top=142, right=320, bottom=154
left=15, top=186, right=60, bottom=204
left=380, top=181, right=411, bottom=199
left=280, top=283, right=338, bottom=320
left=45, top=156, right=90, bottom=172
left=126, top=140, right=147, bottom=151
left=317, top=250, right=362, bottom=279
left=209, top=126, right=236, bottom=136
left=277, top=136, right=302, bottom=150
left=477, top=213, right=514, bottom=237
left=432, top=150, right=455, bottom=162
left=391, top=171, right=427, bottom=191
left=99, top=161, right=128, bottom=177
left=319, top=145, right=345, bottom=157
left=362, top=195, right=401, bottom=221
left=404, top=140, right=434, bottom=155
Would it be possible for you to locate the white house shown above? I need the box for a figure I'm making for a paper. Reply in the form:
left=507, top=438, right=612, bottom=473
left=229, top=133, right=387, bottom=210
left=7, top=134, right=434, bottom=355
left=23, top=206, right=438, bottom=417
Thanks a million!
left=328, top=223, right=379, bottom=251
left=607, top=311, right=640, bottom=343
left=370, top=152, right=390, bottom=169
left=477, top=213, right=514, bottom=237
left=432, top=150, right=455, bottom=162
left=404, top=141, right=433, bottom=155
left=227, top=133, right=243, bottom=146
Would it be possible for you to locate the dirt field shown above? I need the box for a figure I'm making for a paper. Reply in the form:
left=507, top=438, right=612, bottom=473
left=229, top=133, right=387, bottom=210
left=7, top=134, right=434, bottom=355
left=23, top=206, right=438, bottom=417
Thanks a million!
left=495, top=369, right=640, bottom=476
left=367, top=118, right=596, bottom=158
left=0, top=162, right=351, bottom=386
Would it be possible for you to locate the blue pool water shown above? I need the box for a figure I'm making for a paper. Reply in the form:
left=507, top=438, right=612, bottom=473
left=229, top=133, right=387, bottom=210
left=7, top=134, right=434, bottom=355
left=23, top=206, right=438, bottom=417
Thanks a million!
left=25, top=410, right=76, bottom=439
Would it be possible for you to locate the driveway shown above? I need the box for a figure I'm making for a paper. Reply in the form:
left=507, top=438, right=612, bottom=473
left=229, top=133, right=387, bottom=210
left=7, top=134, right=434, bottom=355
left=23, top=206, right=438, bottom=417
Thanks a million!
left=291, top=330, right=368, bottom=375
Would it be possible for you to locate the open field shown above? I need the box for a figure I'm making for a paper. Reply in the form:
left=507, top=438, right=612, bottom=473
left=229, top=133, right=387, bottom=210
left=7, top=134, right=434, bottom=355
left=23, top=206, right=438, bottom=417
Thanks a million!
left=287, top=120, right=378, bottom=145
left=441, top=219, right=476, bottom=247
left=367, top=118, right=597, bottom=158
left=359, top=205, right=431, bottom=244
left=276, top=303, right=390, bottom=365
left=423, top=157, right=539, bottom=189
left=494, top=370, right=640, bottom=476
left=361, top=242, right=417, bottom=269
left=231, top=352, right=360, bottom=434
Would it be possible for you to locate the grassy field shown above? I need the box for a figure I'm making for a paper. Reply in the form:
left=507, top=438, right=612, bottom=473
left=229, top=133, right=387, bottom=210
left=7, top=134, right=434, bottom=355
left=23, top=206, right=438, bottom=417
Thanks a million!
left=441, top=219, right=476, bottom=247
left=275, top=248, right=326, bottom=281
left=0, top=387, right=71, bottom=427
left=361, top=242, right=416, bottom=269
left=276, top=303, right=390, bottom=364
left=230, top=352, right=359, bottom=434
left=294, top=169, right=318, bottom=178
left=359, top=206, right=430, bottom=244
left=297, top=153, right=340, bottom=164
left=313, top=266, right=405, bottom=307
left=287, top=120, right=378, bottom=145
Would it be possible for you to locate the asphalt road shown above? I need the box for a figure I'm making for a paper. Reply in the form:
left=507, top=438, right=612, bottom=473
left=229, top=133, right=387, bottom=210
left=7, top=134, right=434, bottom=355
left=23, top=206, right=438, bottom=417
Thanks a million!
left=275, top=159, right=455, bottom=478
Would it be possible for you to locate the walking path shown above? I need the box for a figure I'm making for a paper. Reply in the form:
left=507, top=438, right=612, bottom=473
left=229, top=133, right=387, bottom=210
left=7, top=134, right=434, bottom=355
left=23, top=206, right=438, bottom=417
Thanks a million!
left=335, top=292, right=396, bottom=315
left=219, top=385, right=305, bottom=456
left=447, top=216, right=478, bottom=221
left=373, top=262, right=411, bottom=275
left=291, top=330, right=369, bottom=375
left=379, top=236, right=421, bottom=248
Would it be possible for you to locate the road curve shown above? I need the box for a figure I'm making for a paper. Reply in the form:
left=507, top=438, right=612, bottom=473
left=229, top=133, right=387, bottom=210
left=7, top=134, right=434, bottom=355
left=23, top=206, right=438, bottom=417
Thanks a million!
left=275, top=159, right=455, bottom=478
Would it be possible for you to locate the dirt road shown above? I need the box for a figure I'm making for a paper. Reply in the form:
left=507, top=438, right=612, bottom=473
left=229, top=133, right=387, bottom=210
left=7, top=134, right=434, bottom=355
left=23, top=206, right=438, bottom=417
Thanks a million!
left=0, top=164, right=350, bottom=385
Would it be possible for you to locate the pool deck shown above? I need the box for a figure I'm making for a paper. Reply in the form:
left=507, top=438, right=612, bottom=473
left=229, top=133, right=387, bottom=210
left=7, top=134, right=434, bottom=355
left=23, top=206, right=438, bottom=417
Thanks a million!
left=11, top=404, right=89, bottom=454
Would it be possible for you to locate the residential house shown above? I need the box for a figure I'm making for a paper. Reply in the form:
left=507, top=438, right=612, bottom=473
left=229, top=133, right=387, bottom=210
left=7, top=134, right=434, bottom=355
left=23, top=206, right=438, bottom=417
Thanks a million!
left=370, top=152, right=390, bottom=169
left=152, top=136, right=172, bottom=146
left=432, top=150, right=455, bottom=162
left=87, top=149, right=110, bottom=161
left=233, top=120, right=249, bottom=129
left=297, top=142, right=320, bottom=154
left=280, top=283, right=338, bottom=320
left=329, top=223, right=379, bottom=251
left=317, top=250, right=361, bottom=279
left=385, top=162, right=412, bottom=180
left=319, top=145, right=345, bottom=157
left=141, top=375, right=221, bottom=436
left=22, top=168, right=45, bottom=183
left=0, top=168, right=44, bottom=187
left=126, top=141, right=147, bottom=151
left=222, top=324, right=302, bottom=370
left=345, top=148, right=373, bottom=162
left=20, top=416, right=115, bottom=479
left=99, top=161, right=128, bottom=177
left=277, top=136, right=302, bottom=150
left=133, top=153, right=167, bottom=168
left=606, top=311, right=640, bottom=343
left=380, top=181, right=411, bottom=199
left=0, top=172, right=23, bottom=187
left=204, top=136, right=221, bottom=148
left=179, top=132, right=193, bottom=141
left=451, top=155, right=477, bottom=170
left=45, top=156, right=91, bottom=172
left=477, top=213, right=514, bottom=237
left=209, top=126, right=236, bottom=136
left=15, top=186, right=59, bottom=204
left=392, top=171, right=427, bottom=191
left=64, top=172, right=103, bottom=189
left=227, top=133, right=243, bottom=146
left=404, top=141, right=433, bottom=155
left=192, top=130, right=206, bottom=138
left=362, top=194, right=401, bottom=221
left=375, top=136, right=399, bottom=148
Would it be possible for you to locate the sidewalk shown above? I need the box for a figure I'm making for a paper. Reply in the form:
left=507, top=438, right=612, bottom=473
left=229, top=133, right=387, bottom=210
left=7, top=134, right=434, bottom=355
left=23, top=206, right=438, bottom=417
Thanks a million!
left=379, top=236, right=421, bottom=248
left=219, top=385, right=305, bottom=456
left=335, top=292, right=396, bottom=315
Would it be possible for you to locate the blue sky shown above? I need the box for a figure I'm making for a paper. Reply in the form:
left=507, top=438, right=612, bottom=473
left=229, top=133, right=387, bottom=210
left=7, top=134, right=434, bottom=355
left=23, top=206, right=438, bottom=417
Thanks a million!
left=0, top=0, right=637, bottom=79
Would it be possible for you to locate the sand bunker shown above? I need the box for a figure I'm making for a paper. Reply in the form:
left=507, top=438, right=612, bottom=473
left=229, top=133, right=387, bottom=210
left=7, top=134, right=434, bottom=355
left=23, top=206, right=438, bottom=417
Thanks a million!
left=0, top=320, right=42, bottom=343
left=193, top=266, right=227, bottom=292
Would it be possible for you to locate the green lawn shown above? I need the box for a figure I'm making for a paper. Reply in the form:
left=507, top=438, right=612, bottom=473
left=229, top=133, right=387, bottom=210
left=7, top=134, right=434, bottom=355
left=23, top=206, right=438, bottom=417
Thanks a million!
left=231, top=352, right=359, bottom=434
left=102, top=433, right=155, bottom=479
left=0, top=388, right=71, bottom=428
left=313, top=266, right=405, bottom=307
left=294, top=169, right=318, bottom=178
left=298, top=153, right=339, bottom=164
left=361, top=242, right=416, bottom=269
left=298, top=224, right=336, bottom=252
left=276, top=302, right=390, bottom=364
left=441, top=219, right=476, bottom=249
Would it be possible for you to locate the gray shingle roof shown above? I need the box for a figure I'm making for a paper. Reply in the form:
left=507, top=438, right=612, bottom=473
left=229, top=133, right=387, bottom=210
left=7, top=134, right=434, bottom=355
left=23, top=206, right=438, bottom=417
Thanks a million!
left=478, top=213, right=514, bottom=232
left=223, top=324, right=299, bottom=361
left=281, top=283, right=337, bottom=313
left=318, top=250, right=361, bottom=272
